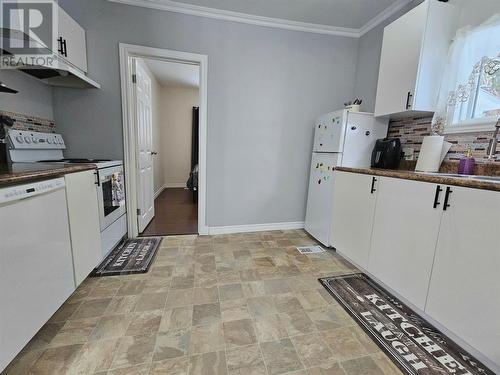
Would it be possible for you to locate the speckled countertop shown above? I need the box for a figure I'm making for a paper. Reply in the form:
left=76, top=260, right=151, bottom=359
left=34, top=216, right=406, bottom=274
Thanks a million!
left=336, top=167, right=500, bottom=192
left=0, top=163, right=96, bottom=187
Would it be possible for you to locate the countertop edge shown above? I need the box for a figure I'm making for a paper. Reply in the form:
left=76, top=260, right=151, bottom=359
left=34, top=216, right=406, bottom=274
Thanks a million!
left=336, top=167, right=500, bottom=192
left=0, top=165, right=97, bottom=187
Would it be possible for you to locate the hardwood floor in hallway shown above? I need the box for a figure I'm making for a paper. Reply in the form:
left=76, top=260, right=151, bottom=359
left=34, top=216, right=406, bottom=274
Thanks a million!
left=140, top=188, right=198, bottom=237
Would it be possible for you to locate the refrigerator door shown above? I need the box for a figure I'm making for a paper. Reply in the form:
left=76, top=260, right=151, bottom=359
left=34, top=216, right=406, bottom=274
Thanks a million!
left=342, top=113, right=388, bottom=168
left=313, top=110, right=346, bottom=153
left=304, top=152, right=341, bottom=246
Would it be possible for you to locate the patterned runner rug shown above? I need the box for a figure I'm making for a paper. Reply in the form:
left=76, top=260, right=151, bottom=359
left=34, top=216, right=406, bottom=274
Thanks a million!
left=93, top=237, right=162, bottom=277
left=319, top=273, right=494, bottom=375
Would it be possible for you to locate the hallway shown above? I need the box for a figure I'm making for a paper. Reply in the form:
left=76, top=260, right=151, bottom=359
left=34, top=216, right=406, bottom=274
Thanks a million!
left=141, top=188, right=198, bottom=236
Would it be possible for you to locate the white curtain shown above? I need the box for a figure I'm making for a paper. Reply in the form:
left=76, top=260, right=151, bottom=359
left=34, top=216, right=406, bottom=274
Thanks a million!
left=432, top=14, right=500, bottom=134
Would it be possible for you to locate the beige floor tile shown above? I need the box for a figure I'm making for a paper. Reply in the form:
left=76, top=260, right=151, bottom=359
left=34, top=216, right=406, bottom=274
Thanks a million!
left=171, top=275, right=195, bottom=289
left=192, top=303, right=221, bottom=326
left=110, top=335, right=156, bottom=369
left=340, top=356, right=385, bottom=375
left=104, top=296, right=139, bottom=316
left=242, top=281, right=267, bottom=298
left=153, top=329, right=191, bottom=361
left=307, top=362, right=347, bottom=375
left=189, top=323, right=224, bottom=355
left=116, top=281, right=146, bottom=296
left=274, top=293, right=305, bottom=314
left=223, top=319, right=258, bottom=348
left=193, top=286, right=219, bottom=304
left=282, top=311, right=317, bottom=337
left=322, top=328, right=371, bottom=361
left=291, top=333, right=335, bottom=368
left=239, top=269, right=262, bottom=282
left=220, top=299, right=252, bottom=322
left=107, top=363, right=151, bottom=375
left=263, top=279, right=293, bottom=295
left=150, top=357, right=189, bottom=375
left=306, top=306, right=352, bottom=331
left=49, top=301, right=82, bottom=323
left=71, top=298, right=112, bottom=320
left=133, top=292, right=168, bottom=312
left=21, top=323, right=64, bottom=352
left=295, top=290, right=329, bottom=310
left=165, top=289, right=194, bottom=308
left=2, top=349, right=43, bottom=375
left=260, top=338, right=304, bottom=375
left=69, top=338, right=120, bottom=374
left=160, top=306, right=193, bottom=332
left=89, top=314, right=132, bottom=341
left=50, top=317, right=100, bottom=347
left=125, top=310, right=162, bottom=336
left=254, top=314, right=289, bottom=343
left=246, top=296, right=278, bottom=317
left=370, top=353, right=404, bottom=375
left=28, top=344, right=83, bottom=375
left=188, top=351, right=227, bottom=375
left=219, top=283, right=245, bottom=301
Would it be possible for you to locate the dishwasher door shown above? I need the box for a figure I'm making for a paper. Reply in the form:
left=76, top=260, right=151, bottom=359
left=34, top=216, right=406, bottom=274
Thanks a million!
left=0, top=178, right=75, bottom=372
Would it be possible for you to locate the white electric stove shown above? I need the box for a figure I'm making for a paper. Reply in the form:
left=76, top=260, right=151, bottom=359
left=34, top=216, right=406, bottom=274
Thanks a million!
left=6, top=129, right=127, bottom=257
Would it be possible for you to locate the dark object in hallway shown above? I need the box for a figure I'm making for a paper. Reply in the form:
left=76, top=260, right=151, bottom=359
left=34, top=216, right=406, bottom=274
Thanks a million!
left=319, top=273, right=494, bottom=375
left=140, top=188, right=197, bottom=236
left=93, top=237, right=161, bottom=276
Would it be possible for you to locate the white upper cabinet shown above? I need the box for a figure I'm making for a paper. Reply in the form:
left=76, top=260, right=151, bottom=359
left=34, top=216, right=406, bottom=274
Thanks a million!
left=374, top=0, right=459, bottom=118
left=57, top=6, right=88, bottom=73
left=331, top=171, right=378, bottom=269
left=425, top=186, right=500, bottom=368
left=368, top=177, right=443, bottom=310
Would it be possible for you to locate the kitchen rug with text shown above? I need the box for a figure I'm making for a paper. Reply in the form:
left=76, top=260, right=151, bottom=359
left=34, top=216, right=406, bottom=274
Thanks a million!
left=319, top=273, right=494, bottom=375
left=93, top=237, right=162, bottom=277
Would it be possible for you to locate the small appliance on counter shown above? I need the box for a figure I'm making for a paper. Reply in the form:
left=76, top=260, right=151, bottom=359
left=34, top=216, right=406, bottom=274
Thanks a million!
left=371, top=138, right=402, bottom=169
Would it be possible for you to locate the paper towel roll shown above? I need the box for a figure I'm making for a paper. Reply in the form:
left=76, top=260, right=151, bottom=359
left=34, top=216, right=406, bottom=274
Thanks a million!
left=416, top=136, right=447, bottom=172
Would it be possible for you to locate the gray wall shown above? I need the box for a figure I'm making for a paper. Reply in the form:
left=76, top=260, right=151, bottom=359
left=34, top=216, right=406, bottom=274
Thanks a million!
left=53, top=0, right=359, bottom=227
left=0, top=70, right=54, bottom=119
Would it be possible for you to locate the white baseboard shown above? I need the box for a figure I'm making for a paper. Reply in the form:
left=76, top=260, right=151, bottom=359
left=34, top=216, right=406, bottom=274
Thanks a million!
left=154, top=185, right=167, bottom=199
left=208, top=221, right=304, bottom=235
left=165, top=182, right=187, bottom=188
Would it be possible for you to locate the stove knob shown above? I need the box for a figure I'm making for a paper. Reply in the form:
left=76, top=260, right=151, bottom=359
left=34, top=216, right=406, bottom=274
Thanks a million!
left=16, top=136, right=24, bottom=143
left=24, top=136, right=32, bottom=143
left=47, top=138, right=52, bottom=144
left=32, top=137, right=38, bottom=143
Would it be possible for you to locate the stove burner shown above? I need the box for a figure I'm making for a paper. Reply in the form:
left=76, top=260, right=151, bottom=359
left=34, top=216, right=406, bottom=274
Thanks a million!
left=39, top=158, right=112, bottom=164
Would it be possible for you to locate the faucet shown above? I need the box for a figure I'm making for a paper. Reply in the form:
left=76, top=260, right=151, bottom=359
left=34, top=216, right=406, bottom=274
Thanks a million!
left=487, top=118, right=500, bottom=160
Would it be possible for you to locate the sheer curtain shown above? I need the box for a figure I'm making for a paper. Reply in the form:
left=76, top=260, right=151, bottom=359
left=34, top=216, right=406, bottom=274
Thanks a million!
left=432, top=14, right=500, bottom=134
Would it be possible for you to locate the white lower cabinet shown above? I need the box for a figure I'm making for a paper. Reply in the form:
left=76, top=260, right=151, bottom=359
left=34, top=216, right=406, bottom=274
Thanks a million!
left=65, top=170, right=102, bottom=286
left=425, top=186, right=500, bottom=367
left=331, top=171, right=378, bottom=269
left=367, top=177, right=443, bottom=310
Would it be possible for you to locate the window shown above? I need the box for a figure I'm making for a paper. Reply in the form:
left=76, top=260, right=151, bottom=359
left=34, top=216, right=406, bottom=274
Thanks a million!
left=433, top=15, right=500, bottom=134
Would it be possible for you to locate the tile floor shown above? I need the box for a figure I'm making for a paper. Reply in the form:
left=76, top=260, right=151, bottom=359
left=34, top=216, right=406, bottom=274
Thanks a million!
left=3, top=230, right=403, bottom=375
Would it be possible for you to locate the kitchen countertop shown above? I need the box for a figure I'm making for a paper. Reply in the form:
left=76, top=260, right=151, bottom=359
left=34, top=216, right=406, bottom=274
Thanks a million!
left=336, top=167, right=500, bottom=192
left=0, top=163, right=96, bottom=187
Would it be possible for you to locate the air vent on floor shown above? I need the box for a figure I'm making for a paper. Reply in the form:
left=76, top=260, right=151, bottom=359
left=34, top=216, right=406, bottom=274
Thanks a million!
left=297, top=246, right=325, bottom=254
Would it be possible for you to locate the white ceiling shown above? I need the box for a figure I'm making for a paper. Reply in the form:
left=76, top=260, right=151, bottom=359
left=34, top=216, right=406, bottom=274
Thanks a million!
left=145, top=59, right=200, bottom=88
left=110, top=0, right=414, bottom=37
left=169, top=0, right=400, bottom=29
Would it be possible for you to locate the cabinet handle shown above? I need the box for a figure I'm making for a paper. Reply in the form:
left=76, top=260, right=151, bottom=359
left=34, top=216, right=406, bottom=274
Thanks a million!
left=443, top=187, right=453, bottom=211
left=405, top=91, right=413, bottom=110
left=94, top=170, right=100, bottom=186
left=370, top=177, right=377, bottom=194
left=57, top=37, right=68, bottom=57
left=433, top=185, right=442, bottom=208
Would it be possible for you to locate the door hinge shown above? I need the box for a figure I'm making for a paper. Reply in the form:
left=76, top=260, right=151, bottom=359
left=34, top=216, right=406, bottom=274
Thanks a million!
left=136, top=208, right=141, bottom=215
left=132, top=74, right=137, bottom=84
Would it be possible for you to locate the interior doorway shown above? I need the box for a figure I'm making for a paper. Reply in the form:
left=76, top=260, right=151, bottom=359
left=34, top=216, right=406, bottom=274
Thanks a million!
left=119, top=44, right=208, bottom=238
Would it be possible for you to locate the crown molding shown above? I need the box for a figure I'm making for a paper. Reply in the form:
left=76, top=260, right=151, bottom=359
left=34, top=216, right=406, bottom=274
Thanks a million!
left=109, top=0, right=413, bottom=38
left=359, top=0, right=413, bottom=36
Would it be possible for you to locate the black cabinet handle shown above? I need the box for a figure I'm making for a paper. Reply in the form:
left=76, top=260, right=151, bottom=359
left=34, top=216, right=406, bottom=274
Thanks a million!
left=405, top=91, right=413, bottom=110
left=94, top=170, right=100, bottom=186
left=370, top=177, right=377, bottom=194
left=57, top=37, right=68, bottom=57
left=433, top=185, right=442, bottom=208
left=443, top=187, right=452, bottom=211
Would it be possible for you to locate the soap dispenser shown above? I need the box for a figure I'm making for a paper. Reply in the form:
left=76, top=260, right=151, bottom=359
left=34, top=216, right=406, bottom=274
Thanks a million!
left=458, top=146, right=475, bottom=175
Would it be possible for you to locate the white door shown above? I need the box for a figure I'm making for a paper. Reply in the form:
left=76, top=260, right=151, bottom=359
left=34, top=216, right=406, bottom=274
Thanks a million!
left=426, top=186, right=500, bottom=367
left=331, top=172, right=378, bottom=269
left=313, top=111, right=346, bottom=153
left=368, top=177, right=443, bottom=310
left=304, top=153, right=340, bottom=246
left=374, top=1, right=426, bottom=116
left=134, top=59, right=155, bottom=233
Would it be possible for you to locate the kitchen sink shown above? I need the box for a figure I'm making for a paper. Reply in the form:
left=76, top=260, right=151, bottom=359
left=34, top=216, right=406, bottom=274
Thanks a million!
left=421, top=172, right=500, bottom=183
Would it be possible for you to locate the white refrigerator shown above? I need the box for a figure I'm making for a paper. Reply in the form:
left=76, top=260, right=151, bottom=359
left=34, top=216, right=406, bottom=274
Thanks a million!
left=305, top=109, right=388, bottom=246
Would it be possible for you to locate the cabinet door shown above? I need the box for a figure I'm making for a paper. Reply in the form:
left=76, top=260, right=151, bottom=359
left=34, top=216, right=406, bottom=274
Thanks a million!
left=331, top=172, right=378, bottom=269
left=57, top=6, right=88, bottom=72
left=374, top=2, right=427, bottom=117
left=368, top=177, right=442, bottom=310
left=426, top=187, right=500, bottom=366
left=65, top=170, right=102, bottom=286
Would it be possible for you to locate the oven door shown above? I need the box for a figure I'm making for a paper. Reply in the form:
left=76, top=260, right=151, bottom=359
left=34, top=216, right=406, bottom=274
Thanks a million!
left=96, top=165, right=126, bottom=231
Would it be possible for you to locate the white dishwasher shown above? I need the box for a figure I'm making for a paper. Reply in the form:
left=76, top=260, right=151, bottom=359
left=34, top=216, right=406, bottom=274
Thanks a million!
left=0, top=178, right=76, bottom=372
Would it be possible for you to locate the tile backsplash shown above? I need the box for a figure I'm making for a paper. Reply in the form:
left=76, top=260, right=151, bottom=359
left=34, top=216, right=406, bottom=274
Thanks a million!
left=0, top=110, right=56, bottom=133
left=387, top=116, right=499, bottom=163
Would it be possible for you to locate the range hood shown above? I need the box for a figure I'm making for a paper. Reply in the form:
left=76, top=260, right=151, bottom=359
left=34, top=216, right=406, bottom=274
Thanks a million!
left=1, top=29, right=101, bottom=89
